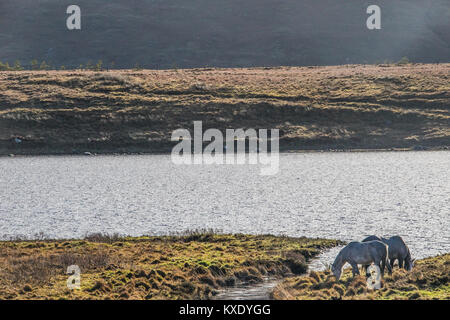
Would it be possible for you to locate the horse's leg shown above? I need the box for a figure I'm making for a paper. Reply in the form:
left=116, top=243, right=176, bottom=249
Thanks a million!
left=390, top=258, right=395, bottom=271
left=387, top=259, right=392, bottom=275
left=364, top=264, right=370, bottom=277
left=379, top=259, right=386, bottom=277
left=350, top=262, right=359, bottom=277
left=379, top=260, right=385, bottom=276
left=398, top=259, right=404, bottom=269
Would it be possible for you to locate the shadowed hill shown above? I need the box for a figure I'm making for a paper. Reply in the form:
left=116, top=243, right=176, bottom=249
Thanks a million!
left=0, top=64, right=449, bottom=155
left=0, top=0, right=449, bottom=69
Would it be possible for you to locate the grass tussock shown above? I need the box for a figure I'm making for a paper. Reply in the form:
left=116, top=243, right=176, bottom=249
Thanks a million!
left=0, top=233, right=341, bottom=300
left=272, top=253, right=450, bottom=300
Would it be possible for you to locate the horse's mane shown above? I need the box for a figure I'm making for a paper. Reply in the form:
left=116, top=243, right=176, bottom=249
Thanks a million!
left=332, top=249, right=344, bottom=268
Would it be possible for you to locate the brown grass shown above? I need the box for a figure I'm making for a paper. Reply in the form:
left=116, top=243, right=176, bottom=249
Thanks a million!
left=0, top=64, right=449, bottom=155
left=0, top=234, right=341, bottom=300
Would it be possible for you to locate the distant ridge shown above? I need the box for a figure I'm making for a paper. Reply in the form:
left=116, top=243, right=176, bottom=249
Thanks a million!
left=0, top=0, right=449, bottom=69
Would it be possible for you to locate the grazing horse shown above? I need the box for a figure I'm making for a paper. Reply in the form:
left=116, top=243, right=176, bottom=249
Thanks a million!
left=362, top=235, right=414, bottom=275
left=331, top=241, right=391, bottom=280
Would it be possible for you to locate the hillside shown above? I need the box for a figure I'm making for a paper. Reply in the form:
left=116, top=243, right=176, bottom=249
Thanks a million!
left=1, top=64, right=449, bottom=155
left=0, top=0, right=449, bottom=69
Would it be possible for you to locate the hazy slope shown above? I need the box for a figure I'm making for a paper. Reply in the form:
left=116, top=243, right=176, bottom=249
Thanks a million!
left=0, top=0, right=449, bottom=69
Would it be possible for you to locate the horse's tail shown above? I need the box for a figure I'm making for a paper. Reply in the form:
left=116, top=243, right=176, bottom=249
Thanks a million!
left=385, top=245, right=392, bottom=274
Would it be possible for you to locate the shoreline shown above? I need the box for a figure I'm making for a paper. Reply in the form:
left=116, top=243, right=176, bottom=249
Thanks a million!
left=2, top=146, right=449, bottom=158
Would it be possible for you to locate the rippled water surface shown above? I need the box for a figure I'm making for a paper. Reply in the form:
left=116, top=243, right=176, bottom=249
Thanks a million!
left=213, top=277, right=279, bottom=300
left=1, top=152, right=449, bottom=259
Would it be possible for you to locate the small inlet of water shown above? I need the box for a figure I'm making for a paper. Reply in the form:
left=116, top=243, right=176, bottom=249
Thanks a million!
left=213, top=277, right=281, bottom=300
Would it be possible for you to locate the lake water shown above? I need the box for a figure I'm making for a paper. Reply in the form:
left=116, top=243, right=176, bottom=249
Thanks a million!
left=0, top=151, right=449, bottom=259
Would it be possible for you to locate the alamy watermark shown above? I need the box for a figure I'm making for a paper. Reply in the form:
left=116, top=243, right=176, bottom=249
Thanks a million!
left=171, top=121, right=279, bottom=176
left=366, top=5, right=381, bottom=30
left=66, top=265, right=81, bottom=290
left=66, top=5, right=81, bottom=30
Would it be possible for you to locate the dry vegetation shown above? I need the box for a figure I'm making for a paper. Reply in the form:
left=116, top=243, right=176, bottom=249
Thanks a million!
left=0, top=64, right=449, bottom=155
left=0, top=233, right=341, bottom=300
left=272, top=254, right=450, bottom=300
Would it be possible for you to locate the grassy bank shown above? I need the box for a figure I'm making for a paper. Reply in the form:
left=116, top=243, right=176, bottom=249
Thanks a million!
left=0, top=233, right=341, bottom=300
left=1, top=64, right=449, bottom=156
left=272, top=254, right=450, bottom=300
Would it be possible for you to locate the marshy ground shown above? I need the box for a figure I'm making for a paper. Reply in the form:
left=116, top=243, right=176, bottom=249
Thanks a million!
left=0, top=233, right=448, bottom=300
left=272, top=253, right=450, bottom=300
left=1, top=63, right=449, bottom=155
left=0, top=232, right=341, bottom=300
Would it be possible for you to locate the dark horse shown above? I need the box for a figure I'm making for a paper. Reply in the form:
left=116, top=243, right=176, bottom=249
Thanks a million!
left=362, top=235, right=414, bottom=276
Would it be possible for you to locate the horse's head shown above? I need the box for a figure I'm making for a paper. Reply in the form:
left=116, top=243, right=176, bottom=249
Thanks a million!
left=405, top=257, right=415, bottom=271
left=331, top=263, right=341, bottom=280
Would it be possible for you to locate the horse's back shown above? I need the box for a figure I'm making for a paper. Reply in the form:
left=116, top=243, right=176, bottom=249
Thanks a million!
left=347, top=240, right=385, bottom=250
left=387, top=236, right=409, bottom=258
left=362, top=235, right=382, bottom=242
left=364, top=240, right=388, bottom=260
left=343, top=241, right=387, bottom=264
left=366, top=240, right=388, bottom=251
left=389, top=236, right=406, bottom=245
